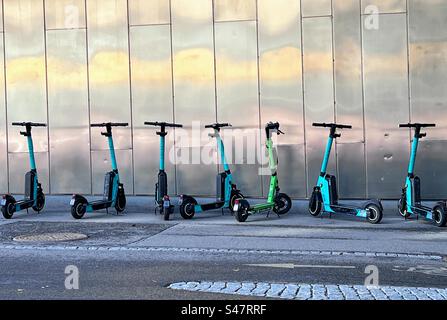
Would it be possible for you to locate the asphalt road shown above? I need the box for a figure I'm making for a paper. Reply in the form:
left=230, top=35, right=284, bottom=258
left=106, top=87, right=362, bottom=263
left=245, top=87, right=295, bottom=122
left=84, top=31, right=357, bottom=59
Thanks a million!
left=0, top=247, right=446, bottom=300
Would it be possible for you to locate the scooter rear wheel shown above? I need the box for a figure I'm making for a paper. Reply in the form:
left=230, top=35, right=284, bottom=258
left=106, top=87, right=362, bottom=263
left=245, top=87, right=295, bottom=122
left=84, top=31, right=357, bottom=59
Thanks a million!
left=1, top=201, right=15, bottom=219
left=229, top=192, right=244, bottom=213
left=432, top=204, right=447, bottom=227
left=180, top=198, right=197, bottom=220
left=366, top=204, right=383, bottom=224
left=71, top=199, right=87, bottom=220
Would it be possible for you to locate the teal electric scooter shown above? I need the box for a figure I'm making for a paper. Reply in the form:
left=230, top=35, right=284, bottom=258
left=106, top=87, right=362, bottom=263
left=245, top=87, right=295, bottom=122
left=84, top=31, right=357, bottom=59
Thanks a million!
left=70, top=123, right=127, bottom=219
left=179, top=123, right=243, bottom=219
left=144, top=121, right=183, bottom=221
left=233, top=122, right=292, bottom=222
left=398, top=123, right=447, bottom=227
left=308, top=123, right=383, bottom=224
left=1, top=122, right=46, bottom=219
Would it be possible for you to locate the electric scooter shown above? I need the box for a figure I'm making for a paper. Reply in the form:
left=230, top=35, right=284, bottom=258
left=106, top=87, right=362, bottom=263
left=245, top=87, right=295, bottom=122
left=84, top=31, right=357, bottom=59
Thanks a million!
left=1, top=122, right=46, bottom=219
left=398, top=123, right=447, bottom=227
left=308, top=123, right=383, bottom=224
left=70, top=123, right=127, bottom=219
left=144, top=121, right=183, bottom=221
left=179, top=123, right=243, bottom=219
left=233, top=122, right=292, bottom=222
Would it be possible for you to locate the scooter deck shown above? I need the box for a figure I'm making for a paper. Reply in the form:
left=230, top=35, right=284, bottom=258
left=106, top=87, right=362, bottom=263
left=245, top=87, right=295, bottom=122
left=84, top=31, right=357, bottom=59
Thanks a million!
left=89, top=200, right=113, bottom=211
left=327, top=203, right=367, bottom=217
left=197, top=201, right=226, bottom=212
left=15, top=199, right=35, bottom=211
left=249, top=203, right=275, bottom=214
left=411, top=204, right=432, bottom=216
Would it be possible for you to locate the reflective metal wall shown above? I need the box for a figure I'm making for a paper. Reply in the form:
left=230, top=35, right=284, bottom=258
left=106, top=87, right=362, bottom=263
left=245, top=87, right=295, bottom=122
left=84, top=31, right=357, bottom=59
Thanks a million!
left=0, top=0, right=445, bottom=199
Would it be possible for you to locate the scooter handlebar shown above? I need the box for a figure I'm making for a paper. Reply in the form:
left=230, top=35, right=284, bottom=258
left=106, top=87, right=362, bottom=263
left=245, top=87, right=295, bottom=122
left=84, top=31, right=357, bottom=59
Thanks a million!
left=205, top=123, right=232, bottom=129
left=399, top=123, right=436, bottom=129
left=12, top=122, right=47, bottom=127
left=313, top=123, right=352, bottom=129
left=144, top=122, right=183, bottom=128
left=91, top=123, right=129, bottom=128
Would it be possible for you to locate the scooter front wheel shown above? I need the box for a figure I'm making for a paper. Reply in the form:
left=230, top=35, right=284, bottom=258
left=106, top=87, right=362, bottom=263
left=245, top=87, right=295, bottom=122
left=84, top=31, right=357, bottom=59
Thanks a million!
left=32, top=191, right=45, bottom=213
left=366, top=204, right=383, bottom=224
left=1, top=201, right=16, bottom=219
left=432, top=204, right=447, bottom=227
left=274, top=193, right=292, bottom=215
left=71, top=199, right=87, bottom=219
left=398, top=197, right=410, bottom=218
left=180, top=198, right=197, bottom=220
left=309, top=190, right=322, bottom=217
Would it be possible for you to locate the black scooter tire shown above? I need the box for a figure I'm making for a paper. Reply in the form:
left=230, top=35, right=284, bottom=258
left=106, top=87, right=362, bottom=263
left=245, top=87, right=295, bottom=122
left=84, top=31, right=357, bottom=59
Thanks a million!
left=398, top=197, right=410, bottom=218
left=235, top=209, right=249, bottom=223
left=32, top=192, right=45, bottom=213
left=229, top=192, right=244, bottom=213
left=274, top=193, right=292, bottom=215
left=433, top=204, right=447, bottom=227
left=1, top=201, right=15, bottom=219
left=115, top=193, right=126, bottom=213
left=309, top=191, right=323, bottom=217
left=180, top=198, right=197, bottom=220
left=71, top=199, right=87, bottom=220
left=366, top=204, right=383, bottom=224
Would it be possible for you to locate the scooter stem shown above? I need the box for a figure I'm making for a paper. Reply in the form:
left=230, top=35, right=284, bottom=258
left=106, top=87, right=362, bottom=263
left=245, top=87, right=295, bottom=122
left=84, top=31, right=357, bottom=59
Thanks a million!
left=160, top=135, right=165, bottom=171
left=408, top=137, right=419, bottom=176
left=320, top=136, right=334, bottom=175
left=27, top=135, right=36, bottom=171
left=216, top=134, right=230, bottom=172
left=108, top=136, right=118, bottom=171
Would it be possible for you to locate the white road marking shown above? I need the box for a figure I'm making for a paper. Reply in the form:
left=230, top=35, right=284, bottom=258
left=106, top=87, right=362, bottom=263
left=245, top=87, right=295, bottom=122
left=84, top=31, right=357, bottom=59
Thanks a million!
left=245, top=263, right=356, bottom=270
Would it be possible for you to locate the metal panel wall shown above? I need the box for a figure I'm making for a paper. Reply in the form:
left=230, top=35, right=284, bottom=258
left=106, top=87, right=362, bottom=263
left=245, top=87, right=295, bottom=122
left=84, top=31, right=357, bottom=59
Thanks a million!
left=258, top=0, right=306, bottom=198
left=129, top=0, right=170, bottom=26
left=86, top=0, right=133, bottom=194
left=215, top=20, right=261, bottom=197
left=214, top=0, right=256, bottom=22
left=361, top=0, right=406, bottom=14
left=363, top=13, right=409, bottom=198
left=0, top=32, right=7, bottom=193
left=408, top=0, right=447, bottom=198
left=4, top=0, right=50, bottom=193
left=130, top=24, right=175, bottom=195
left=171, top=0, right=217, bottom=196
left=46, top=29, right=91, bottom=194
left=301, top=0, right=332, bottom=17
left=333, top=0, right=366, bottom=198
left=302, top=17, right=335, bottom=195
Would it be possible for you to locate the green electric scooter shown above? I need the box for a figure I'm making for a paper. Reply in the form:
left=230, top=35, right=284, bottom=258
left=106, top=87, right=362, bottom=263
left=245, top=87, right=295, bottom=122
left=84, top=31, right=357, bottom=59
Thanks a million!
left=233, top=122, right=292, bottom=222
